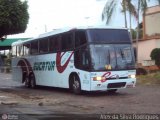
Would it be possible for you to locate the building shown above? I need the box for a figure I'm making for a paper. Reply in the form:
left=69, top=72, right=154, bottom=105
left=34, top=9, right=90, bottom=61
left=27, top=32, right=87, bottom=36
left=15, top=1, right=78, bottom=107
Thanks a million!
left=0, top=38, right=30, bottom=67
left=135, top=5, right=160, bottom=65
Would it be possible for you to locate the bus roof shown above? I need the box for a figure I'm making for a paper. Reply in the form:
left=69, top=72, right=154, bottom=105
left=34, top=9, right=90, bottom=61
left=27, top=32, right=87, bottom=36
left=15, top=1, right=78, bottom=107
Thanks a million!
left=12, top=26, right=128, bottom=46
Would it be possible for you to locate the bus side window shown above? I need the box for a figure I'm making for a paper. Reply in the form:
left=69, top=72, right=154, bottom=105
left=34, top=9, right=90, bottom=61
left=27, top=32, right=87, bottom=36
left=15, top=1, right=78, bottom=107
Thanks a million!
left=74, top=50, right=81, bottom=68
left=61, top=32, right=74, bottom=51
left=75, top=31, right=87, bottom=47
left=24, top=43, right=30, bottom=56
left=31, top=40, right=38, bottom=55
left=39, top=38, right=49, bottom=53
left=49, top=35, right=61, bottom=52
left=17, top=45, right=23, bottom=57
left=12, top=46, right=17, bottom=57
left=74, top=48, right=90, bottom=70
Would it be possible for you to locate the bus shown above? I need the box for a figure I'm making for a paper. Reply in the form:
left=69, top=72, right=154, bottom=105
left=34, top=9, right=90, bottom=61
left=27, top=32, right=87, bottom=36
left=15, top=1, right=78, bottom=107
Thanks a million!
left=12, top=26, right=136, bottom=94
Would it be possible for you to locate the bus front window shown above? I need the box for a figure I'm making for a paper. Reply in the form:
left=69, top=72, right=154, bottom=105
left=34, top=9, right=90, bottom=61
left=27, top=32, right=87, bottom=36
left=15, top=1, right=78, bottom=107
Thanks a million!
left=90, top=44, right=135, bottom=71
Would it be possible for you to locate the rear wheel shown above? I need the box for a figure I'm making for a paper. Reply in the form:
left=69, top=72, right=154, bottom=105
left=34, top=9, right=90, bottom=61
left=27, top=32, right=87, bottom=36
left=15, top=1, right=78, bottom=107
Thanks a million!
left=24, top=76, right=30, bottom=88
left=71, top=75, right=81, bottom=94
left=30, top=74, right=36, bottom=89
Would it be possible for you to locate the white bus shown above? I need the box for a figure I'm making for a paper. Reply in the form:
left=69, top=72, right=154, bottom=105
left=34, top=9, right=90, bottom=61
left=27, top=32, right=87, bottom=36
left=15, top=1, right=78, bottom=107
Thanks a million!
left=12, top=26, right=136, bottom=94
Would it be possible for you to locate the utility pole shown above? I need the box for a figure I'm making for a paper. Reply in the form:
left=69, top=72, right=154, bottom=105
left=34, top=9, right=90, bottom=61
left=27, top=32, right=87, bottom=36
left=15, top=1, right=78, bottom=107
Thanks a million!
left=45, top=25, right=47, bottom=32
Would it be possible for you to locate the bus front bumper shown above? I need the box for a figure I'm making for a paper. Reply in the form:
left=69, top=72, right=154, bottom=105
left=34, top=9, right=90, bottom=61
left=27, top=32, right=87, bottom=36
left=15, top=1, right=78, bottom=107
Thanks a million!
left=90, top=78, right=136, bottom=91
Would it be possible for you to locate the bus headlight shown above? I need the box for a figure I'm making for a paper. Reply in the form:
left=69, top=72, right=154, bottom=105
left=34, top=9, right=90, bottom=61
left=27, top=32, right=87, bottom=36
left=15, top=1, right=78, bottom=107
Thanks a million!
left=93, top=77, right=106, bottom=81
left=128, top=75, right=136, bottom=78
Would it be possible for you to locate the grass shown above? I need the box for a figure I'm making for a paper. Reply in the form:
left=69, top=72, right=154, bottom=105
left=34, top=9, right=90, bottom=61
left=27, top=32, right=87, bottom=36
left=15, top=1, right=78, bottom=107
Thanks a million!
left=137, top=71, right=160, bottom=85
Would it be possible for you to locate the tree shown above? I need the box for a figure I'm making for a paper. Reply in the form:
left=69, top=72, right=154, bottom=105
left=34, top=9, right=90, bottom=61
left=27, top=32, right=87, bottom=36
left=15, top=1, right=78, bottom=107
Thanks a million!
left=0, top=0, right=29, bottom=40
left=102, top=0, right=137, bottom=28
left=124, top=0, right=137, bottom=38
left=102, top=0, right=154, bottom=62
left=150, top=48, right=160, bottom=67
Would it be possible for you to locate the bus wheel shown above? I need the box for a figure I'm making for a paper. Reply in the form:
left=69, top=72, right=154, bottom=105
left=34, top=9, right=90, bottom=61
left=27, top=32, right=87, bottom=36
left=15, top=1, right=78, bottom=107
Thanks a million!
left=71, top=75, right=81, bottom=95
left=24, top=76, right=30, bottom=88
left=107, top=89, right=117, bottom=93
left=30, top=74, right=36, bottom=89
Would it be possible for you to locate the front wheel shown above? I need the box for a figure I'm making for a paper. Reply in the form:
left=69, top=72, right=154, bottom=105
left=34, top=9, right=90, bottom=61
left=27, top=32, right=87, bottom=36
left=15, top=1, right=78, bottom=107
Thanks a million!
left=71, top=75, right=81, bottom=95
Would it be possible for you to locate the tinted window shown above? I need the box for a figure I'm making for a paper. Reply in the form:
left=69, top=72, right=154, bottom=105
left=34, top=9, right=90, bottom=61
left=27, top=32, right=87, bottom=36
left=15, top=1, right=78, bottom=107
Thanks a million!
left=31, top=40, right=38, bottom=54
left=87, top=29, right=131, bottom=43
left=74, top=46, right=91, bottom=71
left=49, top=35, right=61, bottom=52
left=75, top=31, right=87, bottom=47
left=23, top=43, right=30, bottom=56
left=90, top=44, right=135, bottom=71
left=61, top=32, right=74, bottom=50
left=39, top=38, right=49, bottom=53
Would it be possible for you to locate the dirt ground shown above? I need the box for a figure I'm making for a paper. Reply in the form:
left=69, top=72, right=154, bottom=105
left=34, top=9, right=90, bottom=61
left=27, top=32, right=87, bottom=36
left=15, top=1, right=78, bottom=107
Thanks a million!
left=0, top=73, right=160, bottom=116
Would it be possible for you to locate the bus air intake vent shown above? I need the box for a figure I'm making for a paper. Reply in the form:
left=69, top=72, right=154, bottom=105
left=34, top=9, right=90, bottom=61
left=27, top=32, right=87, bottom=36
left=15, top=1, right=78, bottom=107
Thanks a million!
left=107, top=82, right=126, bottom=88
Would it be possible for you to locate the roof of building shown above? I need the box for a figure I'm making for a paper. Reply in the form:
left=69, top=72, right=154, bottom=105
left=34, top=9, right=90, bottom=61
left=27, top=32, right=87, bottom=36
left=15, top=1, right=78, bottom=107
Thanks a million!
left=0, top=38, right=30, bottom=50
left=145, top=5, right=160, bottom=15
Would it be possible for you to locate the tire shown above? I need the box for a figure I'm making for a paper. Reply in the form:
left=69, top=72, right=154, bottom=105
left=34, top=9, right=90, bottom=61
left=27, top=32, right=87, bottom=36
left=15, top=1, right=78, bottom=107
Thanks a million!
left=24, top=76, right=30, bottom=88
left=71, top=75, right=81, bottom=95
left=107, top=89, right=117, bottom=93
left=30, top=74, right=36, bottom=89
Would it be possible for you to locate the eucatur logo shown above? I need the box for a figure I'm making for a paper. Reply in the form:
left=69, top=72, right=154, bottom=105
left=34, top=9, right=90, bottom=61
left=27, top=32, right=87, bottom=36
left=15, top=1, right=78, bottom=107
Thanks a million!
left=17, top=52, right=74, bottom=74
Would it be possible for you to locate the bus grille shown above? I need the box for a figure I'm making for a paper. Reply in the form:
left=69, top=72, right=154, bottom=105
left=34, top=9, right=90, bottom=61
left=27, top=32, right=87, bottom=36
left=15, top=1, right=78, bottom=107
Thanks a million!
left=107, top=82, right=126, bottom=88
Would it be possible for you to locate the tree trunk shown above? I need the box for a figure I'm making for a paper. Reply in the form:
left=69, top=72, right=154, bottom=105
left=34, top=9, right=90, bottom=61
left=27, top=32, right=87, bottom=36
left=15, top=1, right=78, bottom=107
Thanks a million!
left=136, top=0, right=140, bottom=63
left=123, top=1, right=128, bottom=28
left=129, top=10, right=132, bottom=41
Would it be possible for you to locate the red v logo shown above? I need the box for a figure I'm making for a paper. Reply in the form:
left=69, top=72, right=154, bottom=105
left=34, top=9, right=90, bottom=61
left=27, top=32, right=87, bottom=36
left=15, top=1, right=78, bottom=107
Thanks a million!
left=56, top=52, right=74, bottom=73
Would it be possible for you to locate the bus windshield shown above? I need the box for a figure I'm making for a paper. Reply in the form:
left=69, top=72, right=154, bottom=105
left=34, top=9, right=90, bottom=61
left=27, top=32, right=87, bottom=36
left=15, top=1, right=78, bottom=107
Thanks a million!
left=87, top=29, right=131, bottom=44
left=90, top=44, right=135, bottom=71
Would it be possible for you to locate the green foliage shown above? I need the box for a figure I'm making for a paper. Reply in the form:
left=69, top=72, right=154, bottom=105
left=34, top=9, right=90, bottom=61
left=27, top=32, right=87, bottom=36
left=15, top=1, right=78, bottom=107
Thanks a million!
left=102, top=0, right=117, bottom=24
left=0, top=0, right=29, bottom=39
left=137, top=72, right=160, bottom=85
left=131, top=29, right=143, bottom=40
left=150, top=48, right=160, bottom=66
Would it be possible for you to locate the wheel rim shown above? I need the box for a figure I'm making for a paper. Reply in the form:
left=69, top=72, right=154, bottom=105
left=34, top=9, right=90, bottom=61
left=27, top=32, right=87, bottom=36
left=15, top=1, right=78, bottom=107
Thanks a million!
left=25, top=77, right=29, bottom=87
left=73, top=76, right=79, bottom=90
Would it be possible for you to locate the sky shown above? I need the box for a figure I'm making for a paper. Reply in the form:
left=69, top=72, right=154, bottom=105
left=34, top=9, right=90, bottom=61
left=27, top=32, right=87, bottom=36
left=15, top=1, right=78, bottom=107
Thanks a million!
left=9, top=0, right=158, bottom=38
left=9, top=0, right=108, bottom=38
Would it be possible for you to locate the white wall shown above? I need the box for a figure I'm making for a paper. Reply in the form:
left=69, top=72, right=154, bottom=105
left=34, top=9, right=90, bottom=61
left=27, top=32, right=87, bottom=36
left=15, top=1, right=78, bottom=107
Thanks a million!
left=156, top=39, right=160, bottom=48
left=136, top=39, right=159, bottom=63
left=145, top=13, right=160, bottom=36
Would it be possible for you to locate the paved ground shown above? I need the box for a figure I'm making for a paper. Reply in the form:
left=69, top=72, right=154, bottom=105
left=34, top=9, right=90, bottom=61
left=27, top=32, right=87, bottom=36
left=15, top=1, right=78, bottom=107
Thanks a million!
left=0, top=73, right=160, bottom=120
